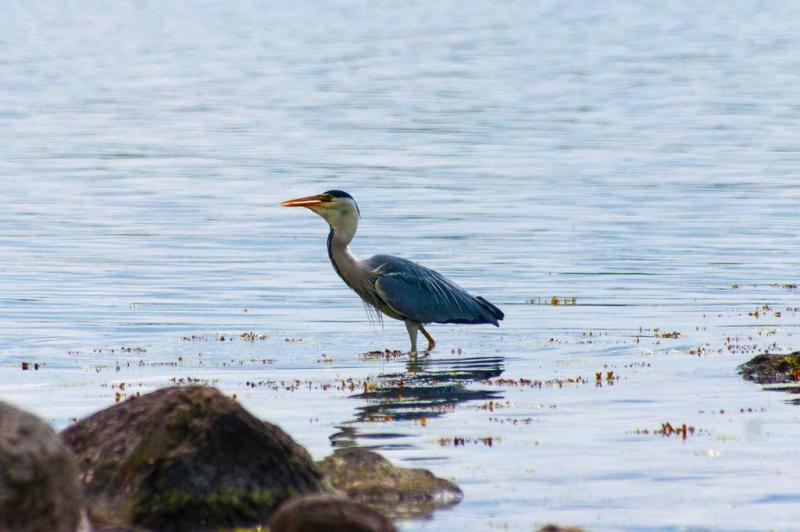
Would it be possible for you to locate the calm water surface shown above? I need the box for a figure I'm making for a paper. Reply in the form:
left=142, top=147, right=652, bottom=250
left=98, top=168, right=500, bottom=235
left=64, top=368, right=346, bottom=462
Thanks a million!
left=2, top=2, right=800, bottom=530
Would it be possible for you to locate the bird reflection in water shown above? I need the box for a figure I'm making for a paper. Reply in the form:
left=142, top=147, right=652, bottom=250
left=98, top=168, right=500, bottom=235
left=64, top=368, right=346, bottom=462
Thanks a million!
left=331, top=354, right=504, bottom=449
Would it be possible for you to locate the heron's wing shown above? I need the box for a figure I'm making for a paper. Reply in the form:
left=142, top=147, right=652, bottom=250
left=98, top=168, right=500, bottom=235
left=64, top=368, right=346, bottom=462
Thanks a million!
left=373, top=261, right=502, bottom=326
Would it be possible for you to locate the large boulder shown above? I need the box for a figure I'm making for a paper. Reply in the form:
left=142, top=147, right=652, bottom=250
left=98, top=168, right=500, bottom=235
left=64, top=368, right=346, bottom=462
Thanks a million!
left=270, top=494, right=396, bottom=532
left=61, top=385, right=326, bottom=531
left=317, top=447, right=462, bottom=519
left=0, top=400, right=86, bottom=532
left=739, top=352, right=800, bottom=384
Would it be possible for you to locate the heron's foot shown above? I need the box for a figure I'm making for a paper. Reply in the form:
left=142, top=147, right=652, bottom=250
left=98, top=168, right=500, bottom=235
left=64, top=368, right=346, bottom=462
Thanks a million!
left=420, top=326, right=436, bottom=352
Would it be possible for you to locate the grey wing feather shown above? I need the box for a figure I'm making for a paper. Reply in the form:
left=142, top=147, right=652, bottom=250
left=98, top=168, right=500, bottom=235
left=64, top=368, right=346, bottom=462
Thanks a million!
left=368, top=255, right=504, bottom=326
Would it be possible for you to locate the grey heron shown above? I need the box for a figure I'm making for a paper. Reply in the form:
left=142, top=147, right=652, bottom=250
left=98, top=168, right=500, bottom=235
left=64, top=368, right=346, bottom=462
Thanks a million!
left=281, top=190, right=504, bottom=352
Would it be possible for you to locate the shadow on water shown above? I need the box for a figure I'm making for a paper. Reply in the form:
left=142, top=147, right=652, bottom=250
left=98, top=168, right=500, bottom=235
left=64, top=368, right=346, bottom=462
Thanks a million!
left=330, top=354, right=504, bottom=449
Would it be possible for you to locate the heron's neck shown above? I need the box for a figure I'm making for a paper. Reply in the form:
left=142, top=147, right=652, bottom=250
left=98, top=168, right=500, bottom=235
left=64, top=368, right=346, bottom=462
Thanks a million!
left=327, top=226, right=362, bottom=286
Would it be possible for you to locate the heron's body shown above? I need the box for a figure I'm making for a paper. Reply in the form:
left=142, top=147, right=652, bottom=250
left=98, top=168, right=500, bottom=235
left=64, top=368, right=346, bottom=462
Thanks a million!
left=282, top=190, right=504, bottom=352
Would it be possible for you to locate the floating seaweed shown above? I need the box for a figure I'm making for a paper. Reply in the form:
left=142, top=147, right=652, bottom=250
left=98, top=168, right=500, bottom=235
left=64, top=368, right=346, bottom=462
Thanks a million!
left=632, top=422, right=703, bottom=439
left=527, top=296, right=577, bottom=306
left=239, top=331, right=268, bottom=342
left=437, top=436, right=500, bottom=447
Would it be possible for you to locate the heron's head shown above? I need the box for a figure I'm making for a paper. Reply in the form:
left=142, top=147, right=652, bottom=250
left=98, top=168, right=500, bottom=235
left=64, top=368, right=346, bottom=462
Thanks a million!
left=281, top=190, right=360, bottom=238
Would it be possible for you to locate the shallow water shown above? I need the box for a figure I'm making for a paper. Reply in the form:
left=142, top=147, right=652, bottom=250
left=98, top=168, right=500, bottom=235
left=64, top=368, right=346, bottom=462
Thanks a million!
left=2, top=2, right=800, bottom=530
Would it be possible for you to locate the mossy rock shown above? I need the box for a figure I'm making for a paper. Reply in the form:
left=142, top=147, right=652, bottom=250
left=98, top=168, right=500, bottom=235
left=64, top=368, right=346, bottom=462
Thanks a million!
left=738, top=352, right=800, bottom=384
left=317, top=447, right=462, bottom=519
left=61, top=386, right=325, bottom=531
left=1, top=401, right=87, bottom=532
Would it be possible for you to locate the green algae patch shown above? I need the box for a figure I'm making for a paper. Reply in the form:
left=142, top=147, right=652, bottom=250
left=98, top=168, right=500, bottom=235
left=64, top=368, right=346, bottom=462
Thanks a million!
left=133, top=486, right=291, bottom=530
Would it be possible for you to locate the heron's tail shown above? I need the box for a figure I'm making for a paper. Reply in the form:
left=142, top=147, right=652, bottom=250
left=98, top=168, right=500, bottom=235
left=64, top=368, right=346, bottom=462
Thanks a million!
left=475, top=296, right=504, bottom=325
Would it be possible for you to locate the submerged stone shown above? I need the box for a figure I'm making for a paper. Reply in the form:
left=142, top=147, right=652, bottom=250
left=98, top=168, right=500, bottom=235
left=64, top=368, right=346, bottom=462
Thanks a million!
left=61, top=385, right=325, bottom=531
left=0, top=400, right=87, bottom=532
left=270, top=493, right=396, bottom=532
left=738, top=352, right=800, bottom=384
left=317, top=447, right=462, bottom=519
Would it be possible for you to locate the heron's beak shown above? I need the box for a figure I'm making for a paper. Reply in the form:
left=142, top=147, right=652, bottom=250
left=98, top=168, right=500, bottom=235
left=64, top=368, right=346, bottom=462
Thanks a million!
left=281, top=194, right=326, bottom=208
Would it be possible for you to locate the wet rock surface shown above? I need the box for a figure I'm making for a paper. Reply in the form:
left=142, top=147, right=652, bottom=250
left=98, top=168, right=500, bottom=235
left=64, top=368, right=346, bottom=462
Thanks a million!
left=537, top=525, right=587, bottom=532
left=317, top=447, right=462, bottom=519
left=739, top=352, right=800, bottom=384
left=61, top=385, right=325, bottom=531
left=270, top=493, right=397, bottom=532
left=0, top=400, right=86, bottom=532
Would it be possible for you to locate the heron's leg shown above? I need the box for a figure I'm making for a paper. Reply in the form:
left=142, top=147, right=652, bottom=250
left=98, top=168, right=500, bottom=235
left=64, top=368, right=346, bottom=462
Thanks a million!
left=420, top=325, right=436, bottom=351
left=404, top=320, right=419, bottom=353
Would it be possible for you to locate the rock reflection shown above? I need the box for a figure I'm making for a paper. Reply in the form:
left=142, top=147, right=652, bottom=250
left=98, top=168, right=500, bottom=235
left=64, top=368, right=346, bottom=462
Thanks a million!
left=766, top=386, right=800, bottom=405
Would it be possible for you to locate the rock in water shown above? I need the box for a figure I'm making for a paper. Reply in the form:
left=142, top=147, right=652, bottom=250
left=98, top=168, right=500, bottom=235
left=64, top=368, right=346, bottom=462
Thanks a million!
left=61, top=385, right=325, bottom=531
left=317, top=447, right=462, bottom=519
left=739, top=352, right=800, bottom=384
left=0, top=401, right=85, bottom=532
left=270, top=494, right=396, bottom=532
